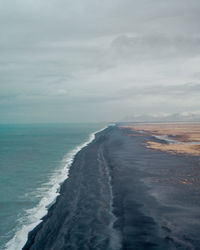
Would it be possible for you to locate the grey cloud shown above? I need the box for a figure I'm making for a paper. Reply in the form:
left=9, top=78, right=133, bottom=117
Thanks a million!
left=110, top=34, right=200, bottom=60
left=121, top=111, right=200, bottom=123
left=0, top=0, right=200, bottom=123
left=121, top=83, right=200, bottom=97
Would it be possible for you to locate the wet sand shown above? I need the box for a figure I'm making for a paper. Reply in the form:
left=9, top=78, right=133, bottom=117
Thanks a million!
left=23, top=126, right=200, bottom=250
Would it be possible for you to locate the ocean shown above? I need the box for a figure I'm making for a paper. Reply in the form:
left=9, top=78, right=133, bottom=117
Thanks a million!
left=0, top=123, right=106, bottom=250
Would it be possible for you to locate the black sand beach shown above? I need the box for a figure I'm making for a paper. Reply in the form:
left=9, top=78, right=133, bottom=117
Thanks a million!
left=23, top=126, right=200, bottom=250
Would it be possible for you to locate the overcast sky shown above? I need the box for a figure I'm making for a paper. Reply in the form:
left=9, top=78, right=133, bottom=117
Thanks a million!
left=0, top=0, right=200, bottom=123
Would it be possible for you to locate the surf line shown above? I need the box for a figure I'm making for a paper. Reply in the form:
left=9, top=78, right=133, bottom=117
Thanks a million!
left=5, top=125, right=111, bottom=250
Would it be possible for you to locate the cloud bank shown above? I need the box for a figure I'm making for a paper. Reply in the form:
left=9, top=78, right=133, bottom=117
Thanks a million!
left=0, top=0, right=200, bottom=122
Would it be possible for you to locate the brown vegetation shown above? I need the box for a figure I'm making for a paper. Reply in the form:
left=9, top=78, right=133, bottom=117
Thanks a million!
left=145, top=141, right=200, bottom=156
left=120, top=123, right=200, bottom=156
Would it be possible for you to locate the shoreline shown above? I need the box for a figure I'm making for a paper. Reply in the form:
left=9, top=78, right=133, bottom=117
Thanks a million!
left=22, top=125, right=200, bottom=249
left=5, top=125, right=109, bottom=250
left=22, top=125, right=118, bottom=250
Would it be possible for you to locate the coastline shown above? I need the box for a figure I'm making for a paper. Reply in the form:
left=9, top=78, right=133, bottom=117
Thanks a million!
left=22, top=125, right=118, bottom=250
left=22, top=125, right=200, bottom=249
left=5, top=125, right=109, bottom=250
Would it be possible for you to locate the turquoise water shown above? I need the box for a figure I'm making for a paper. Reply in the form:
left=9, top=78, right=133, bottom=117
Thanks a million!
left=0, top=123, right=106, bottom=250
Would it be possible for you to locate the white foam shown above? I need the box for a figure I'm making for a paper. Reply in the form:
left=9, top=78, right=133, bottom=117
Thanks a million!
left=5, top=125, right=110, bottom=250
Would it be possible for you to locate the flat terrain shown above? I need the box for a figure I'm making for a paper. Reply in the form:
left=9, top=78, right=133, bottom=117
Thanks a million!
left=120, top=123, right=200, bottom=156
left=23, top=126, right=200, bottom=250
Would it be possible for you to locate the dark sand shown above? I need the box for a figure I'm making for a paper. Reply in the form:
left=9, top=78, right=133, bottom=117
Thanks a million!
left=23, top=126, right=200, bottom=250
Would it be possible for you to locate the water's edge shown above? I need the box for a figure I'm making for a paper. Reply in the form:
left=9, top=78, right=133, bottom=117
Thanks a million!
left=5, top=125, right=110, bottom=250
left=18, top=125, right=200, bottom=249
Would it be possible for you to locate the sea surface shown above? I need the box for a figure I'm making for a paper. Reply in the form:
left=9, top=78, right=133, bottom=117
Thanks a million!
left=0, top=123, right=106, bottom=250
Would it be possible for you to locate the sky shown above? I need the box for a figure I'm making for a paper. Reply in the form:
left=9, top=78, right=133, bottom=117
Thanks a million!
left=0, top=0, right=200, bottom=123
